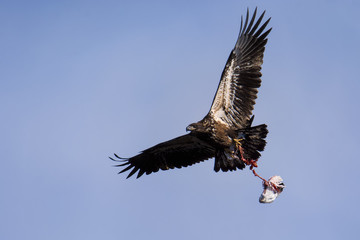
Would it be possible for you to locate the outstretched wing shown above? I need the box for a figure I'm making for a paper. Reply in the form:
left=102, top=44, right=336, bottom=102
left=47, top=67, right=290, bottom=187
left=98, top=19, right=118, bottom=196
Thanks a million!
left=209, top=8, right=271, bottom=128
left=111, top=134, right=215, bottom=178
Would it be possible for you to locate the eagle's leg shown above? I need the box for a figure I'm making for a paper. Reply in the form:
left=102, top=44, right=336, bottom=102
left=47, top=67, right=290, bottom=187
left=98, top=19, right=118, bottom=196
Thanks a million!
left=234, top=139, right=276, bottom=190
left=234, top=138, right=258, bottom=168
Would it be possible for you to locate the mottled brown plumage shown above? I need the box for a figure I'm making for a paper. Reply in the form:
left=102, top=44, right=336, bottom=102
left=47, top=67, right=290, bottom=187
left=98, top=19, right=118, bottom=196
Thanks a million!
left=111, top=8, right=271, bottom=178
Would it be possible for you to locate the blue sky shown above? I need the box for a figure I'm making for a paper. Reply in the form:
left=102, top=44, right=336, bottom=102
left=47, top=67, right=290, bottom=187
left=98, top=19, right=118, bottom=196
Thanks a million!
left=1, top=0, right=360, bottom=239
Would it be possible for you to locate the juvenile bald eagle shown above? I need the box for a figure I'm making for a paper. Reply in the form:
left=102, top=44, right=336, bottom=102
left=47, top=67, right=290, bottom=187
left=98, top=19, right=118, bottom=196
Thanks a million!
left=111, top=8, right=272, bottom=179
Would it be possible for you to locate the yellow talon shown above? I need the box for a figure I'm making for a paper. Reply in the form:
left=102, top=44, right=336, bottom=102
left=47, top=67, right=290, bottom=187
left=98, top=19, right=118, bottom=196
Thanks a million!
left=234, top=138, right=243, bottom=146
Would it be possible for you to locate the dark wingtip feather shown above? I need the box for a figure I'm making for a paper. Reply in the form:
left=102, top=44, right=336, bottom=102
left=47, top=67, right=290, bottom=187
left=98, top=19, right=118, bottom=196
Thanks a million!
left=119, top=165, right=133, bottom=174
left=115, top=162, right=131, bottom=167
left=254, top=17, right=271, bottom=38
left=240, top=15, right=243, bottom=30
left=244, top=7, right=257, bottom=34
left=137, top=169, right=145, bottom=178
left=249, top=10, right=265, bottom=35
left=126, top=166, right=140, bottom=179
left=114, top=153, right=127, bottom=159
left=259, top=28, right=272, bottom=41
left=110, top=154, right=129, bottom=163
left=242, top=8, right=250, bottom=35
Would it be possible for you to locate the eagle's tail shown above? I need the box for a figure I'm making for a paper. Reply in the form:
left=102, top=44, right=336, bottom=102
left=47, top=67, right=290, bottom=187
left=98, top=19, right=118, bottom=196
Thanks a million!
left=237, top=123, right=268, bottom=160
left=214, top=149, right=246, bottom=172
left=214, top=121, right=268, bottom=172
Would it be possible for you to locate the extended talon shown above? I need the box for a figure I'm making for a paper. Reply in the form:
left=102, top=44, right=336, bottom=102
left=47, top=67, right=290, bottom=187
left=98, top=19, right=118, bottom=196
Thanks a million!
left=234, top=138, right=244, bottom=146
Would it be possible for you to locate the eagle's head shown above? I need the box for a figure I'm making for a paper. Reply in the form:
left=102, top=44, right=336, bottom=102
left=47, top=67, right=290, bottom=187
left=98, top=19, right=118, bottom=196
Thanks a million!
left=186, top=122, right=208, bottom=134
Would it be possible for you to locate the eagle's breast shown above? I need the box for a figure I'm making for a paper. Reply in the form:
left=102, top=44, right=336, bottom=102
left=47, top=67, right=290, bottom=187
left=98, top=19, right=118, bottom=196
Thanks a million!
left=211, top=120, right=233, bottom=147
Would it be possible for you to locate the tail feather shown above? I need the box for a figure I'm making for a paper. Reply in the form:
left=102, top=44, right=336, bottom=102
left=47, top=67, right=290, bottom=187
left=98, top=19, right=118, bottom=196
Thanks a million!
left=214, top=150, right=245, bottom=172
left=214, top=121, right=268, bottom=172
left=240, top=124, right=268, bottom=160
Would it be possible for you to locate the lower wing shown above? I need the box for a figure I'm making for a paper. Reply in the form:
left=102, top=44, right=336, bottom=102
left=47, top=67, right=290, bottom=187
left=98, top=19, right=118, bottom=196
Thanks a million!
left=111, top=134, right=216, bottom=178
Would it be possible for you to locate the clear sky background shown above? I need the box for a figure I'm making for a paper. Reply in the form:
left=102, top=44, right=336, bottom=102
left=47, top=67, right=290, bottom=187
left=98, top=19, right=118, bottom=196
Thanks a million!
left=1, top=0, right=360, bottom=239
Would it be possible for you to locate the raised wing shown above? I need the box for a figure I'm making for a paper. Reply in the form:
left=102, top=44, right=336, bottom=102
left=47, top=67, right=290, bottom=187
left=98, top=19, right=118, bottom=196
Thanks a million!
left=111, top=134, right=215, bottom=178
left=209, top=8, right=271, bottom=128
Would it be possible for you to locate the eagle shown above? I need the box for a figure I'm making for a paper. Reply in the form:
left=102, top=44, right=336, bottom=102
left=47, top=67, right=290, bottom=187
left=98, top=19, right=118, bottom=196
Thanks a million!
left=111, top=8, right=273, bottom=183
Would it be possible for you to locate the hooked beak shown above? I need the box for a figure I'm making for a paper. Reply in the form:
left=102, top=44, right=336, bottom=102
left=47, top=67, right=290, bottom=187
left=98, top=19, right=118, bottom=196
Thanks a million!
left=186, top=125, right=196, bottom=132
